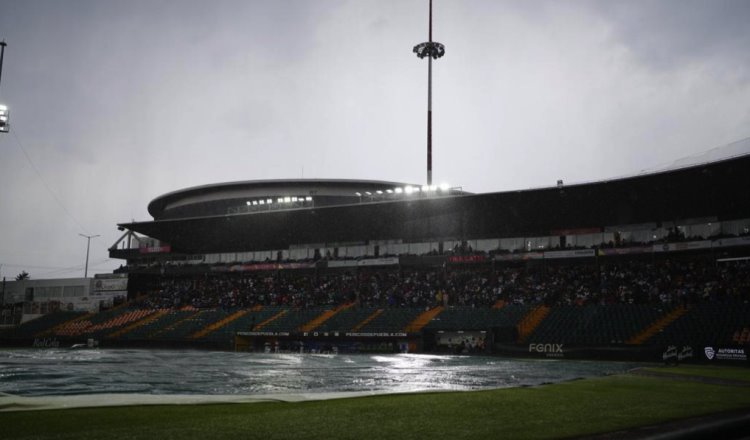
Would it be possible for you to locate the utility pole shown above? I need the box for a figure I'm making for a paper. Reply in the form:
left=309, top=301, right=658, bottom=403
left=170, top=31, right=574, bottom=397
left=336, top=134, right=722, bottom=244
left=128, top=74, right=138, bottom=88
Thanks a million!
left=79, top=234, right=100, bottom=278
left=413, top=0, right=445, bottom=186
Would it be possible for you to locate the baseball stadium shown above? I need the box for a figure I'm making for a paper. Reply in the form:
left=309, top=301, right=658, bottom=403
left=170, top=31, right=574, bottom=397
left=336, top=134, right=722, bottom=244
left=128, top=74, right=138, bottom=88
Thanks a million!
left=3, top=2, right=750, bottom=437
left=2, top=140, right=750, bottom=439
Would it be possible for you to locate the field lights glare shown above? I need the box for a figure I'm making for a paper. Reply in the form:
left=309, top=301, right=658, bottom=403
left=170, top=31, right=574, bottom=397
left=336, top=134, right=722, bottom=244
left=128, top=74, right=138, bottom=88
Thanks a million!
left=405, top=186, right=414, bottom=194
left=284, top=197, right=291, bottom=203
left=266, top=199, right=273, bottom=204
left=394, top=187, right=403, bottom=194
left=292, top=197, right=298, bottom=202
left=439, top=183, right=450, bottom=191
left=386, top=189, right=393, bottom=194
left=246, top=201, right=251, bottom=206
left=355, top=192, right=362, bottom=197
left=305, top=196, right=312, bottom=201
left=252, top=201, right=258, bottom=206
left=376, top=190, right=383, bottom=195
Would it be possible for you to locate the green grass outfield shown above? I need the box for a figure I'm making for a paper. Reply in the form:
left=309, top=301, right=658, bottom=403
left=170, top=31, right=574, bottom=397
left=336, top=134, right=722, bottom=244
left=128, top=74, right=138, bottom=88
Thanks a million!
left=2, top=367, right=750, bottom=440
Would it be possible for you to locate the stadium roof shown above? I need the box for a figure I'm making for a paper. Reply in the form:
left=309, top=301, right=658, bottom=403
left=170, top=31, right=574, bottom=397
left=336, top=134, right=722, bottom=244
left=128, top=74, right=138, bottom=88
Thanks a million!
left=118, top=151, right=750, bottom=255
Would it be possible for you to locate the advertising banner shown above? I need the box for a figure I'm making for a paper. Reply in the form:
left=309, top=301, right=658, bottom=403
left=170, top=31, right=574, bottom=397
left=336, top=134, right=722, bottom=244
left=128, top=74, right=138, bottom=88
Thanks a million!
left=215, top=262, right=316, bottom=272
left=712, top=236, right=750, bottom=249
left=653, top=240, right=711, bottom=253
left=93, top=278, right=128, bottom=292
left=139, top=245, right=171, bottom=254
left=357, top=257, right=400, bottom=267
left=447, top=255, right=487, bottom=264
left=597, top=246, right=652, bottom=256
left=544, top=249, right=595, bottom=259
left=495, top=252, right=544, bottom=261
left=703, top=346, right=748, bottom=362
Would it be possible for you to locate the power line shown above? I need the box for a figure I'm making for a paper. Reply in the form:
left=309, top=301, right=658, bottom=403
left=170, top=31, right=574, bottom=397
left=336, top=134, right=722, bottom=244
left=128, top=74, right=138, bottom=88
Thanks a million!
left=9, top=125, right=91, bottom=234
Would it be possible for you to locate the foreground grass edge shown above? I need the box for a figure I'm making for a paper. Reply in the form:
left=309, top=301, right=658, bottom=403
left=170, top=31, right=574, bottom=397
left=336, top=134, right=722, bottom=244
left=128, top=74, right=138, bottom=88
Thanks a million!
left=2, top=372, right=750, bottom=440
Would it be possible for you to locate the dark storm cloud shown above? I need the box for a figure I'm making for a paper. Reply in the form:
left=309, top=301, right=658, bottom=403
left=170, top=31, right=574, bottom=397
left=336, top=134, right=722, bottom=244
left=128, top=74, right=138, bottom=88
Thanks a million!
left=590, top=0, right=750, bottom=73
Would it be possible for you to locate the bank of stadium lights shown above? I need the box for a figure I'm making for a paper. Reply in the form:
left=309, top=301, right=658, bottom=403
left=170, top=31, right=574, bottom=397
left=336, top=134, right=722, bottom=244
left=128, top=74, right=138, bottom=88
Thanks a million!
left=245, top=196, right=313, bottom=208
left=0, top=104, right=8, bottom=133
left=354, top=183, right=454, bottom=200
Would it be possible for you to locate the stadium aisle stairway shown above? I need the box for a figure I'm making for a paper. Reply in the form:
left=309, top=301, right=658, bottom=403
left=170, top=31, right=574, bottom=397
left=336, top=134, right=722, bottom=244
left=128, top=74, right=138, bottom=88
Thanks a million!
left=647, top=303, right=750, bottom=347
left=120, top=310, right=193, bottom=341
left=299, top=303, right=353, bottom=333
left=253, top=309, right=287, bottom=331
left=404, top=306, right=443, bottom=333
left=351, top=309, right=383, bottom=332
left=0, top=311, right=88, bottom=339
left=262, top=308, right=327, bottom=333
left=191, top=309, right=249, bottom=339
left=358, top=308, right=423, bottom=333
left=108, top=309, right=168, bottom=339
left=315, top=307, right=379, bottom=333
left=516, top=305, right=550, bottom=342
left=627, top=305, right=686, bottom=345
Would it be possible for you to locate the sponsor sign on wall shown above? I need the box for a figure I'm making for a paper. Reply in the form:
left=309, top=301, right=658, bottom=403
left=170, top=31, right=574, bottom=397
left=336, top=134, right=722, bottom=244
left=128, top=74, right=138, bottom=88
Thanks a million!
left=215, top=262, right=316, bottom=272
left=447, top=255, right=486, bottom=264
left=544, top=249, right=595, bottom=259
left=528, top=343, right=564, bottom=358
left=495, top=252, right=544, bottom=261
left=704, top=347, right=747, bottom=362
left=139, top=245, right=172, bottom=254
left=93, top=278, right=128, bottom=292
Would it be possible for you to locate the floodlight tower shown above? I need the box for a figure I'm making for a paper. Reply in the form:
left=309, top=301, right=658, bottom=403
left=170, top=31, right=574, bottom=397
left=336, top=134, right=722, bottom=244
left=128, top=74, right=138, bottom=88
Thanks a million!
left=413, top=0, right=444, bottom=186
left=0, top=40, right=8, bottom=133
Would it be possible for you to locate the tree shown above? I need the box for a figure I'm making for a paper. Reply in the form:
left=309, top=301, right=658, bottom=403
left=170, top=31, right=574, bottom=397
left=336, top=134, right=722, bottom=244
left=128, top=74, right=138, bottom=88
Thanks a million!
left=15, top=271, right=29, bottom=281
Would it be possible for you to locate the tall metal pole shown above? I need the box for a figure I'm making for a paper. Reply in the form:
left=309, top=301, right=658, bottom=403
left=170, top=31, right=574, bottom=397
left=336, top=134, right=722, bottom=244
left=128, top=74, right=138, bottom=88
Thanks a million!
left=427, top=1, right=433, bottom=186
left=0, top=40, right=9, bottom=134
left=0, top=41, right=6, bottom=90
left=414, top=0, right=444, bottom=186
left=79, top=234, right=100, bottom=278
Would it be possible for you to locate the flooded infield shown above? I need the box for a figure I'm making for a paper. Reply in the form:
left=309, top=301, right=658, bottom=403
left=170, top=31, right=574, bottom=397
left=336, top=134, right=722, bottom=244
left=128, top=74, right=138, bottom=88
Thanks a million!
left=0, top=349, right=642, bottom=398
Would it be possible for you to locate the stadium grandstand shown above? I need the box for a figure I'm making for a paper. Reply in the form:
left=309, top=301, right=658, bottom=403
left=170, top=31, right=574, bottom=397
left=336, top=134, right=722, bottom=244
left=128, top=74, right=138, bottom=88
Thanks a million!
left=2, top=141, right=750, bottom=364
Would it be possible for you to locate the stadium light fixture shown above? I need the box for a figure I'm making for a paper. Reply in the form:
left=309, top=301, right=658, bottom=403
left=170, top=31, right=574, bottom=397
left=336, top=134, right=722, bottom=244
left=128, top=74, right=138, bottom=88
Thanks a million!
left=252, top=201, right=258, bottom=206
left=277, top=198, right=284, bottom=203
left=266, top=199, right=272, bottom=204
left=365, top=191, right=372, bottom=196
left=355, top=192, right=362, bottom=197
left=246, top=201, right=251, bottom=206
left=0, top=106, right=7, bottom=133
left=284, top=196, right=291, bottom=203
left=376, top=190, right=383, bottom=195
left=386, top=189, right=393, bottom=194
left=439, top=182, right=450, bottom=191
left=421, top=185, right=429, bottom=192
left=305, top=196, right=312, bottom=201
left=394, top=187, right=403, bottom=194
left=291, top=197, right=298, bottom=202
left=259, top=200, right=265, bottom=205
left=405, top=186, right=414, bottom=194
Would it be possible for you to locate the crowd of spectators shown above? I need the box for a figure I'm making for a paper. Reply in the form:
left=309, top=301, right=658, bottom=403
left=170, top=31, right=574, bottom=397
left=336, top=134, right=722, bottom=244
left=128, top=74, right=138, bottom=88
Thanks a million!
left=138, top=258, right=750, bottom=311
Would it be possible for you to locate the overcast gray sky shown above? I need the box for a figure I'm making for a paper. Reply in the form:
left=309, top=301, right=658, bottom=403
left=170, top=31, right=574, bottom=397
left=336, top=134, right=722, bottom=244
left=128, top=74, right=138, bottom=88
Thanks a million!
left=1, top=0, right=749, bottom=279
